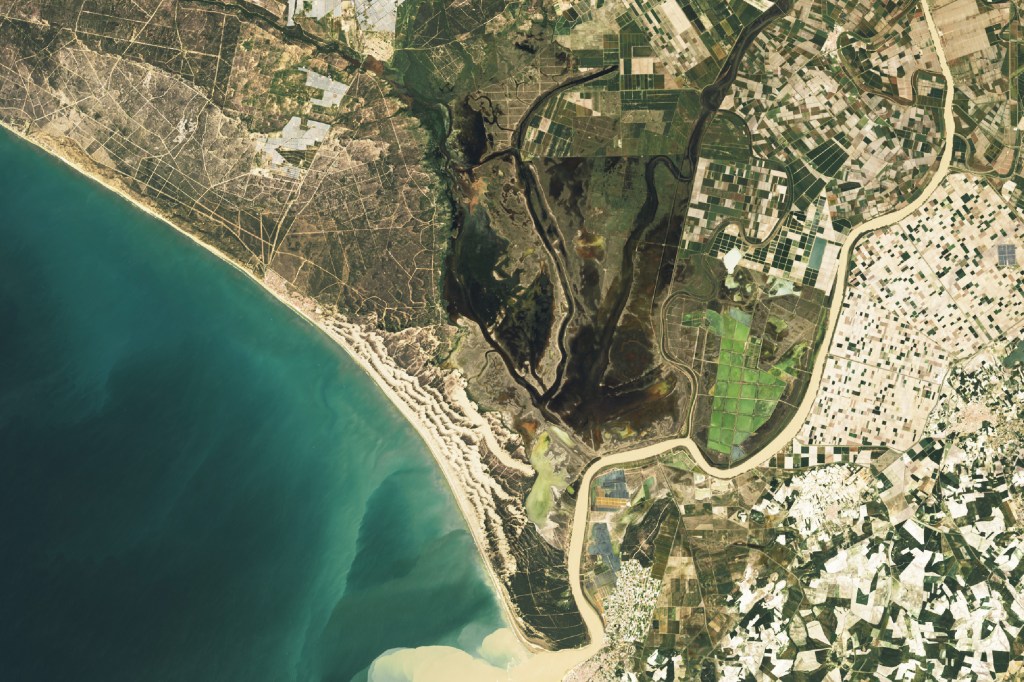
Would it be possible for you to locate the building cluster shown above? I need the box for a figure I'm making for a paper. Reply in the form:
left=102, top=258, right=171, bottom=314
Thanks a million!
left=603, top=560, right=664, bottom=647
left=578, top=556, right=665, bottom=682
left=581, top=360, right=1024, bottom=678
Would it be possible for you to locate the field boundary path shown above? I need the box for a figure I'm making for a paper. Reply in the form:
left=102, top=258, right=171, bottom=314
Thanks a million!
left=558, top=0, right=957, bottom=666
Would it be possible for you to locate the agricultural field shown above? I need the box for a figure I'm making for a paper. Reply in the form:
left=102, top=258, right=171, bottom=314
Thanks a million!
left=700, top=310, right=789, bottom=456
left=580, top=384, right=1024, bottom=680
left=438, top=0, right=950, bottom=470
left=7, top=0, right=1024, bottom=674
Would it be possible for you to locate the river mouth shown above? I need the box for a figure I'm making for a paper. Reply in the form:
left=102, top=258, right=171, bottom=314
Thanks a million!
left=0, top=128, right=505, bottom=682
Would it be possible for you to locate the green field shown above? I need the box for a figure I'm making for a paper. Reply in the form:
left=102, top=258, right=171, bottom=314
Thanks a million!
left=525, top=432, right=568, bottom=525
left=705, top=311, right=787, bottom=456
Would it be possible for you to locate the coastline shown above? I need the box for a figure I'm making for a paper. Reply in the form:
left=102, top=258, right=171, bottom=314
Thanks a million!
left=0, top=120, right=577, bottom=677
left=0, top=0, right=956, bottom=668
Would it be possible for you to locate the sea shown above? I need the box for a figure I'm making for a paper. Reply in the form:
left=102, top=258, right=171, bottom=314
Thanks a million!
left=0, top=129, right=509, bottom=681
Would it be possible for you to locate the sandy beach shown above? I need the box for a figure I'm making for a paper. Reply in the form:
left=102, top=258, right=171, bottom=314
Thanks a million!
left=0, top=2, right=955, bottom=673
left=0, top=119, right=588, bottom=679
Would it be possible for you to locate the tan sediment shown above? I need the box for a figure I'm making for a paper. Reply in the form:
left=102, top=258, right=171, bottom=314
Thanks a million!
left=311, top=322, right=537, bottom=654
left=0, top=118, right=537, bottom=662
left=557, top=0, right=958, bottom=676
left=0, top=1, right=956, bottom=676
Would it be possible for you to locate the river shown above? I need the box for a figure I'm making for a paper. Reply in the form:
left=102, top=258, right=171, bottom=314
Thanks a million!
left=563, top=0, right=958, bottom=650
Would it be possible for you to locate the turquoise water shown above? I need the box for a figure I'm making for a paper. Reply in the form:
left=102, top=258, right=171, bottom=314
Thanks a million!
left=0, top=130, right=503, bottom=681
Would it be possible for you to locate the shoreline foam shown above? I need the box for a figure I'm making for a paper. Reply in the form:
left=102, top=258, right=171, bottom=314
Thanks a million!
left=0, top=121, right=597, bottom=680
